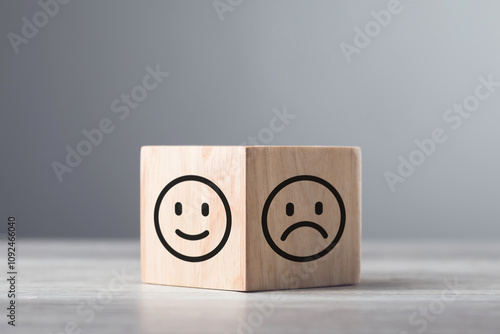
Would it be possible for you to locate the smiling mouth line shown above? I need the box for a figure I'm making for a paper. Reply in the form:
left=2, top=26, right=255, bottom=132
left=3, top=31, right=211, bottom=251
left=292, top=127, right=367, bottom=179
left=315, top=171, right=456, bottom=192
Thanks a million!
left=175, top=229, right=210, bottom=241
left=280, top=221, right=329, bottom=241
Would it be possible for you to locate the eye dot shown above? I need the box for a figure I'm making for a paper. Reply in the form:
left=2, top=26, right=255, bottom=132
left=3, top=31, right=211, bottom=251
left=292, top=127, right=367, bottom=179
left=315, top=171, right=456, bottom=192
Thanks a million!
left=201, top=203, right=209, bottom=217
left=286, top=203, right=294, bottom=216
left=315, top=201, right=323, bottom=215
left=175, top=202, right=182, bottom=216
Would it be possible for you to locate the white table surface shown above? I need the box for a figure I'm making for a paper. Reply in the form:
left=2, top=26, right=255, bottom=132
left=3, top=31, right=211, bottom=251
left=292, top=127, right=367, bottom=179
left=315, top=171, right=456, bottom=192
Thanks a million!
left=1, top=239, right=499, bottom=334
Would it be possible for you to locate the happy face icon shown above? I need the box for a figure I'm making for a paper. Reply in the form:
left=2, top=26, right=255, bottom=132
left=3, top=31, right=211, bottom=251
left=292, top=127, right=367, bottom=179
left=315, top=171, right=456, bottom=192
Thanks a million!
left=261, top=175, right=346, bottom=262
left=154, top=175, right=231, bottom=263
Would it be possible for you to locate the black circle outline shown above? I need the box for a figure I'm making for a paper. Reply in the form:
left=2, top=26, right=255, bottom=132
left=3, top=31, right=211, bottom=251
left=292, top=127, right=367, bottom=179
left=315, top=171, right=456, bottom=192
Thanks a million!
left=154, top=175, right=231, bottom=263
left=261, top=175, right=346, bottom=262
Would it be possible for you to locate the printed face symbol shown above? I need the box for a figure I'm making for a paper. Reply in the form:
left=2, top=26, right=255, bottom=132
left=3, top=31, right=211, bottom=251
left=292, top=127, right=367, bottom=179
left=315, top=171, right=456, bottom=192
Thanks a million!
left=261, top=175, right=345, bottom=262
left=154, top=175, right=231, bottom=262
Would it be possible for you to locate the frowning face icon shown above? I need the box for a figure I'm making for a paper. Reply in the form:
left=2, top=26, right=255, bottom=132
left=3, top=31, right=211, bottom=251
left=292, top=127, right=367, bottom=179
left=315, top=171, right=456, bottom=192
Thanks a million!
left=261, top=175, right=345, bottom=262
left=154, top=175, right=231, bottom=262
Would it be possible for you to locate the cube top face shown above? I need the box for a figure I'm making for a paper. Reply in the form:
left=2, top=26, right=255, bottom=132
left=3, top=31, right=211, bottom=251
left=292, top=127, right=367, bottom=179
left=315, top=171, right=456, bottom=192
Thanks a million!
left=141, top=146, right=361, bottom=291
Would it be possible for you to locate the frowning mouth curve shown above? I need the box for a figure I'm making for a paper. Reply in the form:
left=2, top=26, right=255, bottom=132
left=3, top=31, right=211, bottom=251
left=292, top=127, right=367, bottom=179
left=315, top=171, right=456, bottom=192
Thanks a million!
left=175, top=229, right=209, bottom=241
left=280, top=221, right=328, bottom=241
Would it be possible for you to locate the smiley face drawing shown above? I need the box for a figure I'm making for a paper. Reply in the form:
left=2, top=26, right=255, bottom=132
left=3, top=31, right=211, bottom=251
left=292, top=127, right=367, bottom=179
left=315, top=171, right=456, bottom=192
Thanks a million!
left=261, top=175, right=346, bottom=262
left=154, top=175, right=231, bottom=263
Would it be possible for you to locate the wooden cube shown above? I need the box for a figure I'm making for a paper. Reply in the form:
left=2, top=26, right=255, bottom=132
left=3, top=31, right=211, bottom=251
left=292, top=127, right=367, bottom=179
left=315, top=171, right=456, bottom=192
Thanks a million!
left=141, top=146, right=361, bottom=291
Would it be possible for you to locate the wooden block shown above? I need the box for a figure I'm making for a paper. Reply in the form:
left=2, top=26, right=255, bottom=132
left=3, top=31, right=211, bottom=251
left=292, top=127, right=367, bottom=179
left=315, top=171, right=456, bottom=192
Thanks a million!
left=245, top=146, right=361, bottom=290
left=141, top=146, right=246, bottom=291
left=141, top=146, right=361, bottom=291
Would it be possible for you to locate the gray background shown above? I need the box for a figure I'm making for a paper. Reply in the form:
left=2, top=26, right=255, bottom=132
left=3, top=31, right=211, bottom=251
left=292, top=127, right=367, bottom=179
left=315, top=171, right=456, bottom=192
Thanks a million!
left=1, top=0, right=499, bottom=239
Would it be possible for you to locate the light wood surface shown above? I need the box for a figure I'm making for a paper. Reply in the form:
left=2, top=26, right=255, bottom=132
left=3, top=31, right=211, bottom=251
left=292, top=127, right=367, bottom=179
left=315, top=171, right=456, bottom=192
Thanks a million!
left=141, top=146, right=247, bottom=290
left=2, top=239, right=499, bottom=334
left=245, top=146, right=361, bottom=290
left=141, top=146, right=361, bottom=291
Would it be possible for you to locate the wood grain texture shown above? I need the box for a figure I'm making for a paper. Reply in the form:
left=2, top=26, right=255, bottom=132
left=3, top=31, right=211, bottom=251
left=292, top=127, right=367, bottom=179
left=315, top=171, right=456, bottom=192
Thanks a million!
left=141, top=146, right=247, bottom=290
left=141, top=146, right=361, bottom=291
left=245, top=146, right=361, bottom=290
left=6, top=240, right=500, bottom=334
